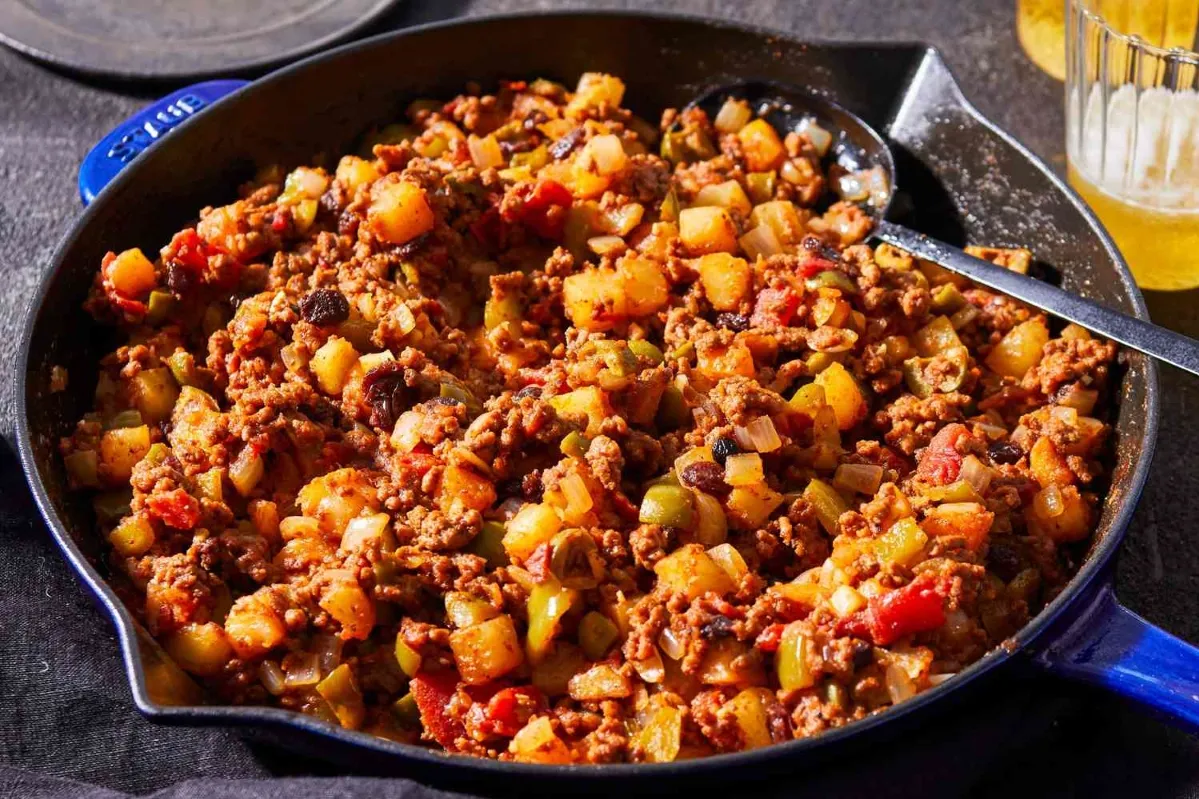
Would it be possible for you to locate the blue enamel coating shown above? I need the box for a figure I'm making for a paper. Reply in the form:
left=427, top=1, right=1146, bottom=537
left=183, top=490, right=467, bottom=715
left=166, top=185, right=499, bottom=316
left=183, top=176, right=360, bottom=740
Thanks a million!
left=78, top=79, right=249, bottom=205
left=1037, top=585, right=1199, bottom=730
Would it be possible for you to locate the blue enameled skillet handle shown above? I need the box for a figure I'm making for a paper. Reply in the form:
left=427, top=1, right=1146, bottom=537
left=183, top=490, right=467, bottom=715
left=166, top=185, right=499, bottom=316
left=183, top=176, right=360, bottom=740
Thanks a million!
left=1036, top=584, right=1199, bottom=730
left=78, top=80, right=250, bottom=205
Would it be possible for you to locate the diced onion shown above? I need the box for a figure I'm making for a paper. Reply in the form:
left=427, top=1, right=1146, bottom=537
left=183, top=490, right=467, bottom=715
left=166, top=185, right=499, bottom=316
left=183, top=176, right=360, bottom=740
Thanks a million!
left=885, top=662, right=918, bottom=703
left=864, top=166, right=890, bottom=207
left=393, top=303, right=417, bottom=335
left=738, top=224, right=783, bottom=260
left=743, top=416, right=782, bottom=453
left=733, top=426, right=756, bottom=451
left=585, top=134, right=628, bottom=176
left=280, top=515, right=321, bottom=540
left=280, top=343, right=308, bottom=373
left=315, top=634, right=343, bottom=675
left=284, top=652, right=321, bottom=688
left=927, top=672, right=958, bottom=686
left=714, top=98, right=753, bottom=134
left=259, top=660, right=286, bottom=695
left=795, top=117, right=833, bottom=156
left=1035, top=485, right=1065, bottom=518
left=829, top=585, right=866, bottom=618
left=391, top=410, right=423, bottom=452
left=560, top=473, right=594, bottom=517
left=833, top=463, right=884, bottom=495
left=949, top=304, right=979, bottom=330
left=468, top=134, right=504, bottom=169
left=780, top=159, right=805, bottom=185
left=959, top=455, right=992, bottom=495
left=658, top=628, right=685, bottom=661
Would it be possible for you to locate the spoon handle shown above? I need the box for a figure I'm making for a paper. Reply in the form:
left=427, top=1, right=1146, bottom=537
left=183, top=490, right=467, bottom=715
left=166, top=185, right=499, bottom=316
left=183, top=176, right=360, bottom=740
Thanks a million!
left=874, top=221, right=1199, bottom=378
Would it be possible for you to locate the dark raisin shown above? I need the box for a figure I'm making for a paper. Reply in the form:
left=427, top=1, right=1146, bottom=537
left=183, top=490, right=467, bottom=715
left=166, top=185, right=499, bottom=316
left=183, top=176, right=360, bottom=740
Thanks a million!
left=299, top=288, right=350, bottom=326
left=165, top=264, right=194, bottom=294
left=680, top=461, right=731, bottom=497
left=988, top=440, right=1024, bottom=465
left=986, top=539, right=1026, bottom=582
left=711, top=436, right=741, bottom=465
left=429, top=396, right=461, bottom=406
left=522, top=471, right=545, bottom=503
left=549, top=127, right=585, bottom=160
left=395, top=234, right=429, bottom=260
left=715, top=312, right=750, bottom=332
left=851, top=641, right=874, bottom=670
left=515, top=385, right=542, bottom=399
left=362, top=362, right=410, bottom=429
left=523, top=110, right=549, bottom=131
left=699, top=615, right=736, bottom=639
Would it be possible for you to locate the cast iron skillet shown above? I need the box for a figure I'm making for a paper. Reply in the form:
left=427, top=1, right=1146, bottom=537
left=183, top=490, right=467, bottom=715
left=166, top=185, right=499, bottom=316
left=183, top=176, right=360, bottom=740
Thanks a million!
left=15, top=8, right=1199, bottom=786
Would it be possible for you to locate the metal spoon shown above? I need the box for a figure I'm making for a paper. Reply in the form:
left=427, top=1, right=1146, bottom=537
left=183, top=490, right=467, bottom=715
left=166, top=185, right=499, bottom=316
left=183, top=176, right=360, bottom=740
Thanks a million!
left=684, top=81, right=1199, bottom=377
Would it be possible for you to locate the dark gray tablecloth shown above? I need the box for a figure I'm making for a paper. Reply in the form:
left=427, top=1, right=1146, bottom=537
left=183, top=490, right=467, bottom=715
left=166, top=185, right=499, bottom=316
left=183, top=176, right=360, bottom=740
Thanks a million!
left=2, top=1, right=1197, bottom=796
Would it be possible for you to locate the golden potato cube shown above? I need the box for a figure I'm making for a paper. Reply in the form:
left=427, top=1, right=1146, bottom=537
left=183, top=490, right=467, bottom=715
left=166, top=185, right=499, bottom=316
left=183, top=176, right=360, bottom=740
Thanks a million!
left=108, top=514, right=155, bottom=557
left=450, top=614, right=524, bottom=685
left=106, top=248, right=157, bottom=297
left=653, top=544, right=736, bottom=600
left=814, top=361, right=867, bottom=431
left=318, top=571, right=376, bottom=640
left=567, top=663, right=632, bottom=701
left=737, top=119, right=787, bottom=172
left=749, top=201, right=806, bottom=245
left=692, top=180, right=753, bottom=216
left=132, top=368, right=179, bottom=424
left=723, top=688, right=773, bottom=749
left=697, top=338, right=755, bottom=380
left=617, top=256, right=669, bottom=317
left=335, top=155, right=381, bottom=194
left=224, top=592, right=286, bottom=658
left=503, top=503, right=562, bottom=562
left=563, top=267, right=625, bottom=331
left=164, top=622, right=233, bottom=677
left=726, top=484, right=785, bottom=530
left=547, top=386, right=612, bottom=437
left=510, top=715, right=573, bottom=764
left=679, top=206, right=739, bottom=255
left=1027, top=485, right=1092, bottom=543
left=99, top=424, right=151, bottom=484
left=697, top=253, right=751, bottom=311
left=368, top=180, right=435, bottom=245
left=310, top=336, right=359, bottom=395
left=440, top=464, right=496, bottom=512
left=985, top=317, right=1049, bottom=378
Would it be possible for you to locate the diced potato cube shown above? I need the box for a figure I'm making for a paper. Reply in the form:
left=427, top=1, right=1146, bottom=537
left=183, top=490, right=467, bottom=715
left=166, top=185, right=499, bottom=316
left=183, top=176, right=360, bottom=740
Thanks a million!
left=108, top=514, right=155, bottom=557
left=164, top=622, right=233, bottom=678
left=510, top=715, right=573, bottom=764
left=336, top=155, right=381, bottom=194
left=503, top=503, right=563, bottom=562
left=106, top=248, right=157, bottom=297
left=99, top=424, right=151, bottom=484
left=618, top=255, right=670, bottom=316
left=653, top=544, right=736, bottom=599
left=920, top=502, right=994, bottom=551
left=698, top=637, right=763, bottom=686
left=985, top=317, right=1049, bottom=378
left=548, top=386, right=612, bottom=437
left=726, top=484, right=784, bottom=530
left=814, top=361, right=867, bottom=430
left=723, top=688, right=773, bottom=749
left=318, top=571, right=376, bottom=640
left=679, top=206, right=739, bottom=255
left=368, top=181, right=436, bottom=245
left=297, top=468, right=377, bottom=534
left=340, top=512, right=392, bottom=553
left=563, top=267, right=625, bottom=331
left=450, top=614, right=524, bottom=685
left=692, top=180, right=752, bottom=216
left=570, top=72, right=626, bottom=111
left=310, top=336, right=360, bottom=395
left=440, top=464, right=496, bottom=512
left=224, top=591, right=286, bottom=658
left=697, top=338, right=755, bottom=380
left=829, top=585, right=867, bottom=618
left=635, top=705, right=684, bottom=763
left=737, top=119, right=787, bottom=172
left=1030, top=436, right=1075, bottom=487
left=750, top=201, right=806, bottom=245
left=568, top=663, right=632, bottom=701
left=697, top=252, right=751, bottom=311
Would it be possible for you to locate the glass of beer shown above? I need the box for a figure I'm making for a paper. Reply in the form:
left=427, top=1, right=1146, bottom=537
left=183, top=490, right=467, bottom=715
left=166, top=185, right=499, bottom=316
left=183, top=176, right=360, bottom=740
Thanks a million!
left=1064, top=0, right=1199, bottom=290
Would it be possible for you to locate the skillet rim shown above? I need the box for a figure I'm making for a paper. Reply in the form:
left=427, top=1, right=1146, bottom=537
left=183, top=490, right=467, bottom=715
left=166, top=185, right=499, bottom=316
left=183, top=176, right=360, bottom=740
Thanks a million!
left=14, top=7, right=1160, bottom=779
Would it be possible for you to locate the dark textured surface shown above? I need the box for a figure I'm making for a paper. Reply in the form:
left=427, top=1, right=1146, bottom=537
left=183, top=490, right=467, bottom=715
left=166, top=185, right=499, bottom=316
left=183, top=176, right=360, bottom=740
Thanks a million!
left=0, top=0, right=1196, bottom=796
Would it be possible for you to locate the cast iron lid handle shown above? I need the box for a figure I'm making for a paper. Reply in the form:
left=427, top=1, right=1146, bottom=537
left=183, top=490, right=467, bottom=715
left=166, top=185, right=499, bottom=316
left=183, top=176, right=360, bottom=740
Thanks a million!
left=78, top=79, right=249, bottom=205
